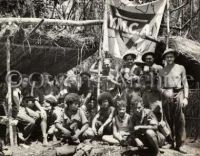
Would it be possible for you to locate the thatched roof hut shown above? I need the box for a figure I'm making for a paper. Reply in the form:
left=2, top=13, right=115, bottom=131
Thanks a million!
left=155, top=36, right=200, bottom=82
left=170, top=36, right=200, bottom=82
left=0, top=23, right=99, bottom=78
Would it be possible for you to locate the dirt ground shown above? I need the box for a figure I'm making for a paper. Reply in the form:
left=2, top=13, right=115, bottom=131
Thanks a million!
left=3, top=138, right=200, bottom=156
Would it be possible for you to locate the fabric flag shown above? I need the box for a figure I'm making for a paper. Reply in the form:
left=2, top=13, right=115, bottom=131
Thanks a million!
left=103, top=0, right=167, bottom=59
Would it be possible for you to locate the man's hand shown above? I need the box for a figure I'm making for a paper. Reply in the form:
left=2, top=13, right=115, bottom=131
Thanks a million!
left=40, top=109, right=47, bottom=119
left=182, top=98, right=188, bottom=108
left=71, top=134, right=79, bottom=141
left=135, top=138, right=144, bottom=149
left=106, top=76, right=112, bottom=81
left=61, top=129, right=71, bottom=137
left=134, top=126, right=141, bottom=131
left=163, top=89, right=174, bottom=98
left=98, top=126, right=104, bottom=136
left=92, top=128, right=97, bottom=135
left=11, top=119, right=18, bottom=125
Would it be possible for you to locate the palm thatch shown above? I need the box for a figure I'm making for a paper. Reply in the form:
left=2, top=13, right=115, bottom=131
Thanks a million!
left=169, top=36, right=200, bottom=81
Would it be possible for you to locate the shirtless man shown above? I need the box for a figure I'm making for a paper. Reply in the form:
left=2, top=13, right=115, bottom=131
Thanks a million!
left=158, top=48, right=189, bottom=152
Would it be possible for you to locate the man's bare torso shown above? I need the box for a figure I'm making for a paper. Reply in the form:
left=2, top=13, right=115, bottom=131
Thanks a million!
left=159, top=64, right=184, bottom=89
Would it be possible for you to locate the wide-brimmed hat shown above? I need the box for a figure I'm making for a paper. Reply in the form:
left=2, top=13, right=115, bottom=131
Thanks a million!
left=162, top=48, right=178, bottom=59
left=122, top=52, right=137, bottom=61
left=141, top=51, right=155, bottom=62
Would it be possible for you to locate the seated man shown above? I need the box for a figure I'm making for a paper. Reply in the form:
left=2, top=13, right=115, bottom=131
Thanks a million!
left=102, top=100, right=132, bottom=146
left=80, top=96, right=97, bottom=126
left=92, top=92, right=115, bottom=137
left=54, top=93, right=94, bottom=144
left=131, top=97, right=165, bottom=156
left=17, top=75, right=48, bottom=145
left=78, top=72, right=93, bottom=106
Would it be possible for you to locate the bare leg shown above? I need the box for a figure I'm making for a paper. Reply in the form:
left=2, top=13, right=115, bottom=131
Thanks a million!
left=17, top=108, right=36, bottom=141
left=145, top=129, right=160, bottom=156
left=102, top=135, right=119, bottom=144
left=40, top=114, right=48, bottom=145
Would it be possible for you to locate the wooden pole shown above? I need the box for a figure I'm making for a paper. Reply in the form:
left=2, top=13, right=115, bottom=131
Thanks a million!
left=190, top=0, right=193, bottom=29
left=166, top=0, right=170, bottom=49
left=6, top=33, right=14, bottom=147
left=97, top=41, right=102, bottom=110
left=0, top=18, right=103, bottom=26
left=179, top=0, right=183, bottom=35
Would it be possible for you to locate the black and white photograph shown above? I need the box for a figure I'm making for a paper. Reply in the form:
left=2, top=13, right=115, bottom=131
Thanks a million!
left=0, top=0, right=200, bottom=155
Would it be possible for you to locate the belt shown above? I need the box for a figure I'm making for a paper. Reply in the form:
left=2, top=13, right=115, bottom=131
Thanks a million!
left=163, top=87, right=183, bottom=93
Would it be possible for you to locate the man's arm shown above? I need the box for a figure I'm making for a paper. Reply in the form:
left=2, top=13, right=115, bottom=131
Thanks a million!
left=75, top=109, right=89, bottom=137
left=134, top=125, right=158, bottom=131
left=55, top=113, right=71, bottom=137
left=157, top=70, right=164, bottom=94
left=12, top=89, right=22, bottom=118
left=92, top=112, right=100, bottom=133
left=34, top=100, right=44, bottom=111
left=181, top=66, right=189, bottom=99
left=181, top=66, right=189, bottom=107
left=135, top=111, right=158, bottom=131
left=157, top=70, right=173, bottom=98
left=113, top=118, right=123, bottom=141
left=102, top=107, right=115, bottom=128
left=75, top=123, right=89, bottom=139
left=34, top=100, right=47, bottom=118
left=55, top=122, right=71, bottom=136
left=12, top=90, right=21, bottom=108
left=90, top=62, right=99, bottom=74
left=107, top=76, right=120, bottom=86
left=82, top=92, right=92, bottom=106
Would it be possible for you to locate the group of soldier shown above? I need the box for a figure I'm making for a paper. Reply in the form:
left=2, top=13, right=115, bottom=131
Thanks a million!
left=4, top=47, right=189, bottom=156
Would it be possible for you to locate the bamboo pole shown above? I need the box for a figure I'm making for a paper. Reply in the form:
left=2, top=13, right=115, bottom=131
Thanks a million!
left=166, top=0, right=170, bottom=48
left=6, top=33, right=14, bottom=147
left=0, top=18, right=103, bottom=26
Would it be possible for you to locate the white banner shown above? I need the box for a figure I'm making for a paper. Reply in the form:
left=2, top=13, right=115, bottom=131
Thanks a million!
left=103, top=0, right=167, bottom=58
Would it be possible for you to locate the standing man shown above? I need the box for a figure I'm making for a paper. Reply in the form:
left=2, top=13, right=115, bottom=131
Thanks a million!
left=141, top=51, right=163, bottom=121
left=120, top=53, right=143, bottom=116
left=90, top=58, right=119, bottom=97
left=121, top=53, right=137, bottom=84
left=158, top=48, right=189, bottom=152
